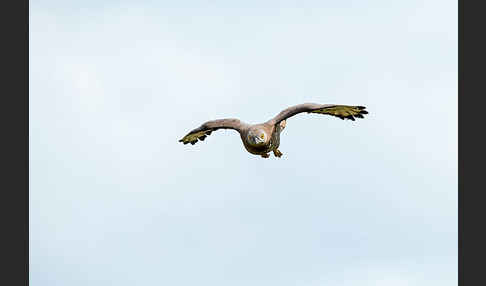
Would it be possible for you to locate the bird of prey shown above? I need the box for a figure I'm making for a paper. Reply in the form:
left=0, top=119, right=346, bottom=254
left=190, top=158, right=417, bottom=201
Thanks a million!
left=179, top=103, right=368, bottom=158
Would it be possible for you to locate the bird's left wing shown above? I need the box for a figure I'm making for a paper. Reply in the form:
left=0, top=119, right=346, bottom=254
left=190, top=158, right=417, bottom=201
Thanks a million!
left=268, top=103, right=368, bottom=125
left=179, top=118, right=246, bottom=145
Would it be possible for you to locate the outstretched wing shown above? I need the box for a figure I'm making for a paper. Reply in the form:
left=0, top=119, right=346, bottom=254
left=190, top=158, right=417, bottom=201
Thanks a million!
left=268, top=103, right=368, bottom=124
left=179, top=118, right=246, bottom=145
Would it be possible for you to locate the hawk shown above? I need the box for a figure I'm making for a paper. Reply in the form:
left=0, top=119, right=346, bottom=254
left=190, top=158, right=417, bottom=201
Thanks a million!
left=179, top=103, right=368, bottom=158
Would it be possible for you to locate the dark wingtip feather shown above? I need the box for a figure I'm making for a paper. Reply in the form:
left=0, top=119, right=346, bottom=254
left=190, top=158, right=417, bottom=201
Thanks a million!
left=355, top=114, right=364, bottom=118
left=199, top=135, right=207, bottom=141
left=360, top=110, right=368, bottom=114
left=357, top=106, right=366, bottom=109
left=346, top=115, right=355, bottom=121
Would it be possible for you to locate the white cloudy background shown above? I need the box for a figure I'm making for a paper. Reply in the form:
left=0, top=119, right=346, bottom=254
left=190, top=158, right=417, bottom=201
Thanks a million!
left=30, top=1, right=457, bottom=285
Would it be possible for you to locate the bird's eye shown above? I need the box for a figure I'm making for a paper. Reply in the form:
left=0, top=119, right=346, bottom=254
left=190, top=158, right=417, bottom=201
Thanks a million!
left=260, top=134, right=265, bottom=139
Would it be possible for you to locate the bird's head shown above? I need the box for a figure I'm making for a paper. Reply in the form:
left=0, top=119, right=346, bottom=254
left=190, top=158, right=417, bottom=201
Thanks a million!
left=247, top=129, right=268, bottom=146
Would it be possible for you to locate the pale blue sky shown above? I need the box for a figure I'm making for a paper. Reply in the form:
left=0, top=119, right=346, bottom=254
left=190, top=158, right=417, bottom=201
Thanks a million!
left=30, top=1, right=457, bottom=285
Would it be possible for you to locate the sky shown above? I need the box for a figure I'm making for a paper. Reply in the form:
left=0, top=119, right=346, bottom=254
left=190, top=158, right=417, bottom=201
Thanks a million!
left=30, top=1, right=457, bottom=285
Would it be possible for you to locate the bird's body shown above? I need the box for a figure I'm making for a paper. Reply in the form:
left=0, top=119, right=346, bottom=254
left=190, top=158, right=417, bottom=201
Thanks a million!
left=240, top=121, right=285, bottom=157
left=179, top=103, right=368, bottom=158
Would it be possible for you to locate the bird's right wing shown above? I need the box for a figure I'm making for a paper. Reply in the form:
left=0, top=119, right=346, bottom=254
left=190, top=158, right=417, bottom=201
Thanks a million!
left=178, top=118, right=246, bottom=145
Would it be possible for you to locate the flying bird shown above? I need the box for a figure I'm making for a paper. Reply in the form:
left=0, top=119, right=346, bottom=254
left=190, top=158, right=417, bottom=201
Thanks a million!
left=179, top=103, right=368, bottom=158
